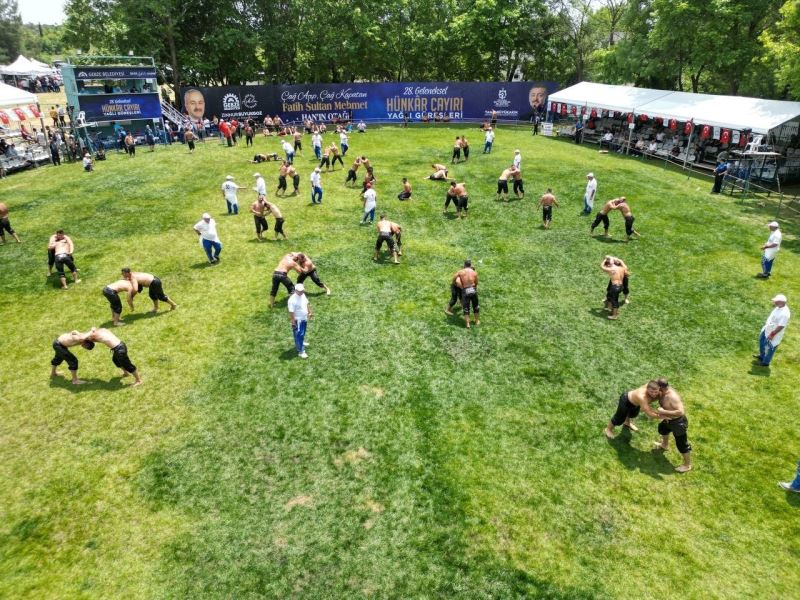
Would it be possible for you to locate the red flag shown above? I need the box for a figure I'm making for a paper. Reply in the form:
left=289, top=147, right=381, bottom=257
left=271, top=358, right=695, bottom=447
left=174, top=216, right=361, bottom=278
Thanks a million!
left=28, top=104, right=41, bottom=118
left=0, top=110, right=8, bottom=125
left=700, top=124, right=710, bottom=139
left=720, top=129, right=730, bottom=144
left=684, top=120, right=694, bottom=135
left=669, top=119, right=677, bottom=131
left=12, top=107, right=27, bottom=121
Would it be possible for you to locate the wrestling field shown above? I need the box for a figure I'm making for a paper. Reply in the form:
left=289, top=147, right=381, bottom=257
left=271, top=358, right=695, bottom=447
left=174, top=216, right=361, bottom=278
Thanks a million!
left=0, top=125, right=798, bottom=599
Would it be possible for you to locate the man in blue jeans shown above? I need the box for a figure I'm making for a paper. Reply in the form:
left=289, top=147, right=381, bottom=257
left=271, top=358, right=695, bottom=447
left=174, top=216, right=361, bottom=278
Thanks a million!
left=754, top=294, right=790, bottom=367
left=310, top=168, right=323, bottom=204
left=757, top=221, right=781, bottom=278
left=193, top=213, right=222, bottom=263
left=779, top=460, right=800, bottom=493
left=287, top=283, right=312, bottom=359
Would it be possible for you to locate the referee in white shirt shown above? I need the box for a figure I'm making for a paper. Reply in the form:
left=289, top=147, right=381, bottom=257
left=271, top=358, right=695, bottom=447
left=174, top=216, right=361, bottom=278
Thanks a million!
left=288, top=284, right=312, bottom=359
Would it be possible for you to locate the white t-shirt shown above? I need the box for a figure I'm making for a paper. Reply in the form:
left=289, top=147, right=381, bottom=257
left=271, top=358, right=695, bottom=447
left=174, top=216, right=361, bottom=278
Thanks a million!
left=485, top=130, right=495, bottom=142
left=287, top=293, right=309, bottom=320
left=363, top=188, right=377, bottom=211
left=194, top=219, right=220, bottom=242
left=340, top=132, right=348, bottom=144
left=764, top=229, right=782, bottom=260
left=310, top=171, right=321, bottom=187
left=513, top=154, right=521, bottom=169
left=282, top=140, right=293, bottom=153
left=312, top=133, right=322, bottom=148
left=603, top=132, right=613, bottom=141
left=255, top=177, right=266, bottom=196
left=762, top=305, right=790, bottom=346
left=585, top=178, right=597, bottom=201
left=82, top=156, right=91, bottom=168
left=221, top=181, right=239, bottom=202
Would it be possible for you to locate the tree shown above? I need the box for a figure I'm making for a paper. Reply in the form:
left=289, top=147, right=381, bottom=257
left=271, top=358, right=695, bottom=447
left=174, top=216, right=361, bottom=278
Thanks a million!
left=0, top=0, right=22, bottom=64
left=761, top=0, right=800, bottom=99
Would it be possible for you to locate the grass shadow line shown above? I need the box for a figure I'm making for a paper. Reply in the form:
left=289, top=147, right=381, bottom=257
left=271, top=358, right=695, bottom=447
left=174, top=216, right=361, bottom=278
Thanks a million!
left=49, top=375, right=128, bottom=392
left=606, top=429, right=675, bottom=479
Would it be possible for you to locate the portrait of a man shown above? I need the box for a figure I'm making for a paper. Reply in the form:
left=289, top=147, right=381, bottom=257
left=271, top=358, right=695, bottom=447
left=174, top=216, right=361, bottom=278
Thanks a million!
left=183, top=88, right=206, bottom=120
left=529, top=85, right=547, bottom=113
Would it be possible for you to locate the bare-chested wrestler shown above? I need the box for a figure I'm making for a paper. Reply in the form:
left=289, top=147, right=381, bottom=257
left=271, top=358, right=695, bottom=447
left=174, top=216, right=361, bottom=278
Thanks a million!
left=451, top=137, right=462, bottom=163
left=264, top=200, right=287, bottom=240
left=250, top=196, right=270, bottom=241
left=601, top=255, right=625, bottom=320
left=616, top=197, right=641, bottom=242
left=319, top=145, right=331, bottom=171
left=297, top=255, right=332, bottom=295
left=373, top=214, right=400, bottom=264
left=512, top=167, right=525, bottom=199
left=397, top=177, right=412, bottom=201
left=429, top=163, right=449, bottom=181
left=604, top=256, right=630, bottom=305
left=102, top=278, right=136, bottom=326
left=50, top=329, right=94, bottom=385
left=329, top=143, right=344, bottom=169
left=276, top=160, right=289, bottom=196
left=390, top=220, right=403, bottom=256
left=122, top=268, right=178, bottom=312
left=48, top=230, right=81, bottom=289
left=250, top=152, right=279, bottom=163
left=451, top=260, right=479, bottom=328
left=269, top=252, right=305, bottom=307
left=0, top=202, right=21, bottom=244
left=85, top=326, right=142, bottom=386
left=537, top=188, right=559, bottom=229
left=345, top=156, right=363, bottom=187
left=604, top=379, right=676, bottom=440
left=444, top=181, right=459, bottom=214
left=650, top=378, right=693, bottom=472
left=590, top=197, right=624, bottom=237
left=452, top=181, right=469, bottom=219
left=496, top=165, right=518, bottom=202
left=287, top=164, right=300, bottom=195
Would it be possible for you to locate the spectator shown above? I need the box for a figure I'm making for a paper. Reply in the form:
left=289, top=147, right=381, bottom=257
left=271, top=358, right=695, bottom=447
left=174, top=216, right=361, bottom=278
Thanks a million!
left=57, top=104, right=66, bottom=127
left=711, top=159, right=728, bottom=194
left=575, top=118, right=584, bottom=144
left=357, top=120, right=366, bottom=133
left=600, top=131, right=614, bottom=150
left=287, top=284, right=312, bottom=359
left=754, top=294, right=790, bottom=367
left=193, top=213, right=222, bottom=263
left=82, top=151, right=93, bottom=172
left=779, top=460, right=800, bottom=494
left=583, top=172, right=597, bottom=215
left=49, top=137, right=61, bottom=165
left=758, top=222, right=782, bottom=279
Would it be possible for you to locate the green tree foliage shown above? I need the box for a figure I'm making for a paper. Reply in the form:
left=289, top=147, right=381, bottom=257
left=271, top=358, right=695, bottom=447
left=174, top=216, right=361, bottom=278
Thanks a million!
left=0, top=0, right=22, bottom=64
left=761, top=0, right=800, bottom=99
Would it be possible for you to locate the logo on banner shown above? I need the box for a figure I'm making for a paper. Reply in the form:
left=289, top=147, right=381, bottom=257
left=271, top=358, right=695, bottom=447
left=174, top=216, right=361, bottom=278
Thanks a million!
left=222, top=93, right=241, bottom=111
left=242, top=93, right=257, bottom=109
left=493, top=88, right=511, bottom=108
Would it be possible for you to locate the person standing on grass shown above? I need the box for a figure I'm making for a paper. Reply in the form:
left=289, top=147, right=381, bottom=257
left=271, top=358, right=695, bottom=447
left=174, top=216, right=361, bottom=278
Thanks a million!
left=281, top=139, right=295, bottom=164
left=50, top=330, right=95, bottom=385
left=125, top=132, right=135, bottom=156
left=452, top=181, right=469, bottom=219
left=49, top=230, right=81, bottom=289
left=330, top=143, right=345, bottom=169
left=397, top=177, right=412, bottom=201
left=513, top=149, right=521, bottom=170
left=601, top=255, right=625, bottom=320
left=288, top=164, right=300, bottom=196
left=483, top=127, right=495, bottom=153
left=779, top=460, right=800, bottom=494
left=122, top=268, right=178, bottom=312
left=711, top=159, right=728, bottom=194
left=590, top=198, right=623, bottom=237
left=184, top=128, right=197, bottom=153
left=264, top=200, right=287, bottom=240
left=652, top=379, right=693, bottom=473
left=496, top=165, right=517, bottom=202
left=245, top=123, right=254, bottom=147
left=193, top=213, right=222, bottom=263
left=82, top=151, right=93, bottom=172
left=310, top=167, right=323, bottom=204
left=293, top=128, right=303, bottom=155
left=758, top=221, right=782, bottom=278
left=0, top=203, right=21, bottom=244
left=269, top=253, right=305, bottom=308
left=537, top=189, right=559, bottom=229
left=276, top=161, right=289, bottom=196
left=461, top=136, right=470, bottom=161
left=250, top=197, right=270, bottom=241
left=754, top=294, right=790, bottom=367
left=361, top=182, right=377, bottom=225
left=254, top=172, right=267, bottom=200
left=512, top=167, right=525, bottom=200
left=312, top=131, right=323, bottom=160
left=445, top=260, right=479, bottom=329
left=616, top=198, right=641, bottom=241
left=346, top=156, right=363, bottom=187
left=221, top=175, right=242, bottom=215
left=297, top=255, right=332, bottom=296
left=288, top=284, right=312, bottom=359
left=452, top=137, right=462, bottom=163
left=374, top=214, right=400, bottom=264
left=85, top=327, right=142, bottom=386
left=605, top=256, right=631, bottom=306
left=102, top=278, right=136, bottom=326
left=49, top=136, right=61, bottom=166
left=145, top=125, right=155, bottom=151
left=605, top=379, right=676, bottom=440
left=583, top=172, right=597, bottom=214
left=340, top=129, right=349, bottom=156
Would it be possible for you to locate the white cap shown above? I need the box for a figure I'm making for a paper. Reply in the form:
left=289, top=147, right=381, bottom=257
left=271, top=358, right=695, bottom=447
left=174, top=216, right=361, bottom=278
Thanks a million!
left=225, top=175, right=233, bottom=180
left=514, top=149, right=520, bottom=153
left=587, top=172, right=594, bottom=178
left=772, top=294, right=787, bottom=303
left=295, top=283, right=305, bottom=292
left=253, top=172, right=261, bottom=178
left=202, top=212, right=211, bottom=220
left=314, top=167, right=320, bottom=172
left=767, top=221, right=779, bottom=228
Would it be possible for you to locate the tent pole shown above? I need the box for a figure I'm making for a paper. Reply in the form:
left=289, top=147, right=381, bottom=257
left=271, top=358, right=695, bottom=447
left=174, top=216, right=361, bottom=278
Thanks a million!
left=625, top=115, right=634, bottom=155
left=683, top=122, right=695, bottom=177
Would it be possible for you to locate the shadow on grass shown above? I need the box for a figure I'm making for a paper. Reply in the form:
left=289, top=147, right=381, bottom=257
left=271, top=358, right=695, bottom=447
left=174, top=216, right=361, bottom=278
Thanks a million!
left=190, top=261, right=217, bottom=269
left=784, top=491, right=800, bottom=508
left=748, top=362, right=771, bottom=377
left=99, top=311, right=169, bottom=328
left=592, top=235, right=625, bottom=244
left=48, top=375, right=128, bottom=392
left=607, top=429, right=675, bottom=479
left=278, top=348, right=300, bottom=361
left=588, top=307, right=613, bottom=320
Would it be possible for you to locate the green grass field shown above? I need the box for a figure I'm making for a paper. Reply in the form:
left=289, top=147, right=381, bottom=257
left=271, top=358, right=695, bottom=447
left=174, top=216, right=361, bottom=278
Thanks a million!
left=1, top=126, right=798, bottom=599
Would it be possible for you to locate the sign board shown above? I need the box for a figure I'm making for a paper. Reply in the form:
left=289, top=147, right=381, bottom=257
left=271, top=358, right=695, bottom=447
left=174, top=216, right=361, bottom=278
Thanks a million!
left=180, top=81, right=560, bottom=123
left=542, top=122, right=554, bottom=136
left=74, top=66, right=158, bottom=80
left=78, top=93, right=162, bottom=121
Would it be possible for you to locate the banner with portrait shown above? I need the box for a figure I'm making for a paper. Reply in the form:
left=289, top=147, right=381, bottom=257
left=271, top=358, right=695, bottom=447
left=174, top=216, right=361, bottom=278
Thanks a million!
left=180, top=81, right=558, bottom=124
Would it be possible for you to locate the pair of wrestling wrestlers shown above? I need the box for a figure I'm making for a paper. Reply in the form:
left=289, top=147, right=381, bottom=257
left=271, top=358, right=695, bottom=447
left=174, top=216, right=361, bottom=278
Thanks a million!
left=590, top=197, right=641, bottom=241
left=102, top=268, right=178, bottom=326
left=445, top=260, right=480, bottom=328
left=268, top=252, right=332, bottom=308
left=50, top=326, right=142, bottom=386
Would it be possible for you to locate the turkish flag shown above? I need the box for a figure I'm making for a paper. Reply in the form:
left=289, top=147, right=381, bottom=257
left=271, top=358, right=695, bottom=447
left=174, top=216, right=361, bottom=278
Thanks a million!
left=590, top=108, right=597, bottom=118
left=0, top=110, right=9, bottom=125
left=720, top=129, right=730, bottom=144
left=669, top=119, right=677, bottom=130
left=684, top=121, right=694, bottom=135
left=627, top=113, right=634, bottom=124
left=639, top=114, right=649, bottom=122
left=12, top=107, right=27, bottom=121
left=28, top=104, right=41, bottom=118
left=570, top=105, right=577, bottom=115
left=700, top=124, right=710, bottom=139
left=560, top=104, right=567, bottom=116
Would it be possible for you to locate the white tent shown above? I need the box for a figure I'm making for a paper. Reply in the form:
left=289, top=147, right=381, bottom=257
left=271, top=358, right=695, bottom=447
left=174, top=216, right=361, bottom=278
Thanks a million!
left=0, top=81, right=37, bottom=107
left=29, top=58, right=57, bottom=74
left=0, top=55, right=52, bottom=76
left=548, top=81, right=672, bottom=113
left=548, top=81, right=800, bottom=135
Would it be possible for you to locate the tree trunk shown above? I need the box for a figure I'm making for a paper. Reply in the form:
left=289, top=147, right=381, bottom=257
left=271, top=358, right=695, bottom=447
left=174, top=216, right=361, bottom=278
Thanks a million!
left=166, top=14, right=181, bottom=108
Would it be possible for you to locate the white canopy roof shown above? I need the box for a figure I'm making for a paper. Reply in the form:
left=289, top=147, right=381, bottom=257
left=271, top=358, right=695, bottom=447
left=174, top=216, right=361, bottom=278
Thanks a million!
left=0, top=55, right=52, bottom=76
left=549, top=81, right=800, bottom=134
left=548, top=81, right=672, bottom=113
left=0, top=81, right=37, bottom=107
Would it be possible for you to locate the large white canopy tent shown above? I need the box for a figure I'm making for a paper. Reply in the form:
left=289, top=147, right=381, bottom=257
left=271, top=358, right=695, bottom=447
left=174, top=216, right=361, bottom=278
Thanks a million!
left=0, top=55, right=53, bottom=76
left=548, top=82, right=800, bottom=136
left=0, top=81, right=37, bottom=107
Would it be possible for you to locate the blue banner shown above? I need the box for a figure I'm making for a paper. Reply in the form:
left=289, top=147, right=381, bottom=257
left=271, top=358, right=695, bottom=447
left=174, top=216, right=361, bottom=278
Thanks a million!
left=73, top=66, right=158, bottom=80
left=181, top=81, right=558, bottom=124
left=78, top=93, right=163, bottom=121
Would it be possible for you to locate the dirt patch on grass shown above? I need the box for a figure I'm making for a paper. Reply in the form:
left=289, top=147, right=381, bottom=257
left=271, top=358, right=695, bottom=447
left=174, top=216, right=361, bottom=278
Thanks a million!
left=359, top=385, right=385, bottom=398
left=334, top=446, right=372, bottom=468
left=284, top=495, right=313, bottom=511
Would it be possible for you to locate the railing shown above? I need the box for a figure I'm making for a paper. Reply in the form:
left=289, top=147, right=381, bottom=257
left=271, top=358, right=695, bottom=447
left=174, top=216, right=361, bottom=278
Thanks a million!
left=160, top=100, right=184, bottom=126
